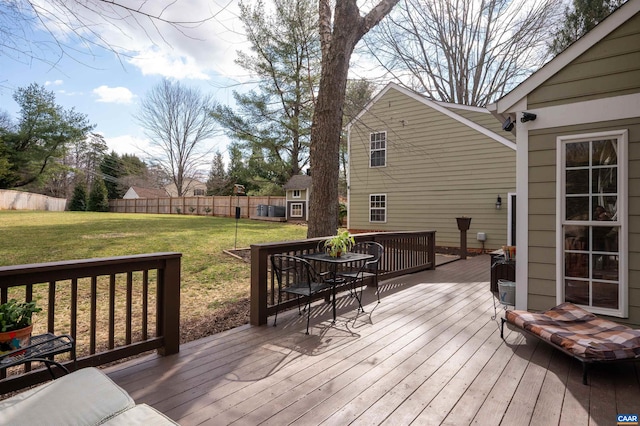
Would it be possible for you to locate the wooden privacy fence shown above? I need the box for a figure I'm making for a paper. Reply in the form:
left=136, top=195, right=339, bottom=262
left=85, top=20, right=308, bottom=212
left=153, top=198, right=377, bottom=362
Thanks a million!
left=250, top=231, right=437, bottom=326
left=0, top=189, right=67, bottom=211
left=109, top=195, right=286, bottom=218
left=0, top=252, right=181, bottom=393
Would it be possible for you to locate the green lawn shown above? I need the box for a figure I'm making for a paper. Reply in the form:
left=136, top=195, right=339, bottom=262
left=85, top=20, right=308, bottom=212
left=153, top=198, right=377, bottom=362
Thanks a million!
left=0, top=211, right=308, bottom=331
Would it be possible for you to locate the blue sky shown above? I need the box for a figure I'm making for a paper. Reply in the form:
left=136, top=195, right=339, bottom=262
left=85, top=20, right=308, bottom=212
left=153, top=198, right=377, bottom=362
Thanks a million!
left=0, top=0, right=382, bottom=173
left=0, top=0, right=249, bottom=164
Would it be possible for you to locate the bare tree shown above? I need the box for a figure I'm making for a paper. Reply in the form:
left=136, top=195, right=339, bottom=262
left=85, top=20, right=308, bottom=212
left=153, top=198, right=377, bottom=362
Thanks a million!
left=365, top=0, right=560, bottom=106
left=307, top=0, right=400, bottom=238
left=0, top=0, right=215, bottom=66
left=136, top=79, right=219, bottom=197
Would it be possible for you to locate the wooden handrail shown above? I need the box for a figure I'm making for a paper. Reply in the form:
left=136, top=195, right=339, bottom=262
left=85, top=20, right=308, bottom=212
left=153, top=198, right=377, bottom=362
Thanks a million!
left=0, top=252, right=181, bottom=393
left=250, top=231, right=436, bottom=326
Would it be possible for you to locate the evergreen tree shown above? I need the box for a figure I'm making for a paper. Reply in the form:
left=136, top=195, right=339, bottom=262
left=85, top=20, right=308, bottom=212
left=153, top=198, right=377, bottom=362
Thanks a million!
left=88, top=178, right=110, bottom=211
left=2, top=83, right=93, bottom=189
left=211, top=0, right=320, bottom=185
left=206, top=151, right=229, bottom=195
left=69, top=181, right=87, bottom=211
left=550, top=0, right=624, bottom=54
left=100, top=151, right=123, bottom=199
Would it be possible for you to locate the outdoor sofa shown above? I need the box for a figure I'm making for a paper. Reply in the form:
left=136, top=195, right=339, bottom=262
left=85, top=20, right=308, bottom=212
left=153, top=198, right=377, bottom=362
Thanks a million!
left=501, top=302, right=640, bottom=385
left=0, top=366, right=177, bottom=425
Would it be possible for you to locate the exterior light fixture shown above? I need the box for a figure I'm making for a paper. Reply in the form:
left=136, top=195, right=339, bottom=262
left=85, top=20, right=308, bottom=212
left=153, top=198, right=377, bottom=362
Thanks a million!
left=496, top=195, right=502, bottom=210
left=521, top=112, right=537, bottom=123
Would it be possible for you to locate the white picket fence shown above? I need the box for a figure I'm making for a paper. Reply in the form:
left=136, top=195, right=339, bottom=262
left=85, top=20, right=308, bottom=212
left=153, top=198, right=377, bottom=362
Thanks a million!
left=0, top=189, right=67, bottom=211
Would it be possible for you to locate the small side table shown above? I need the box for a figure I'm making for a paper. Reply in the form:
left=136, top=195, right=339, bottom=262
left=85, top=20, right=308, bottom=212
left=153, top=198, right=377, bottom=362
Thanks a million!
left=0, top=333, right=75, bottom=380
left=490, top=250, right=516, bottom=292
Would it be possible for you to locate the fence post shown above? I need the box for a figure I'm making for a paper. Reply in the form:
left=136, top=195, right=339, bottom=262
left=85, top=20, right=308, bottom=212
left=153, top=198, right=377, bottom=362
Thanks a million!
left=158, top=255, right=181, bottom=355
left=250, top=244, right=269, bottom=326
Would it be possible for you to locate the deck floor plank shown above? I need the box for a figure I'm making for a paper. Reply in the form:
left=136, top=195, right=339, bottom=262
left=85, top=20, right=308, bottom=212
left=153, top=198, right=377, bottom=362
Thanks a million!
left=101, top=255, right=640, bottom=426
left=528, top=350, right=571, bottom=426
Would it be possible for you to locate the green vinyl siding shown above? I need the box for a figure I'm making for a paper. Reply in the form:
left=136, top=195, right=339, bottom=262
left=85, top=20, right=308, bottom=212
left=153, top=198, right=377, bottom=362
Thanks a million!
left=527, top=118, right=640, bottom=325
left=529, top=12, right=640, bottom=108
left=349, top=88, right=515, bottom=250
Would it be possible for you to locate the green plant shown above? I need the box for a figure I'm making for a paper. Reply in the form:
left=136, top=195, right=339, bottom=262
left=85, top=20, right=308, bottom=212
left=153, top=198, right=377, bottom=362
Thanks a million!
left=338, top=203, right=347, bottom=223
left=323, top=230, right=355, bottom=257
left=0, top=299, right=42, bottom=332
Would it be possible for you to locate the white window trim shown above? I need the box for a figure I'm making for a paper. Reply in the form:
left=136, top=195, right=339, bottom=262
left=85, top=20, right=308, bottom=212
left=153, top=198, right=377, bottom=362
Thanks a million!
left=369, top=131, right=387, bottom=168
left=369, top=193, right=387, bottom=223
left=292, top=189, right=301, bottom=199
left=290, top=203, right=303, bottom=218
left=556, top=129, right=628, bottom=318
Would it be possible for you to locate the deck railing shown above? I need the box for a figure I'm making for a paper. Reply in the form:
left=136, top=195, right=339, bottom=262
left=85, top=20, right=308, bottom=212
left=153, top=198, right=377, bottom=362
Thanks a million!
left=0, top=252, right=181, bottom=393
left=250, top=231, right=436, bottom=326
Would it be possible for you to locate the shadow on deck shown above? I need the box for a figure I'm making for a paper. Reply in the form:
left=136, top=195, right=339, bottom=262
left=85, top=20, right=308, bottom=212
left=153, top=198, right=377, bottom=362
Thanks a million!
left=105, top=255, right=640, bottom=425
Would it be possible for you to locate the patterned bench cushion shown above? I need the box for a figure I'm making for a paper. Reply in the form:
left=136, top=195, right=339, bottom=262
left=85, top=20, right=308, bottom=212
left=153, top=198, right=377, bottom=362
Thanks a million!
left=505, top=302, right=640, bottom=361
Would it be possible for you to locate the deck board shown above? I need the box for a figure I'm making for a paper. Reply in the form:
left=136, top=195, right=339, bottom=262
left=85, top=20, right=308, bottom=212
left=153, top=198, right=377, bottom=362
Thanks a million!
left=104, top=255, right=640, bottom=425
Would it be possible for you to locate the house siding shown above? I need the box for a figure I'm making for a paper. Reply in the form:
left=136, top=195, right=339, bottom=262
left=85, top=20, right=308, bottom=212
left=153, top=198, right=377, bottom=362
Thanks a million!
left=349, top=88, right=516, bottom=250
left=528, top=12, right=640, bottom=109
left=527, top=118, right=640, bottom=325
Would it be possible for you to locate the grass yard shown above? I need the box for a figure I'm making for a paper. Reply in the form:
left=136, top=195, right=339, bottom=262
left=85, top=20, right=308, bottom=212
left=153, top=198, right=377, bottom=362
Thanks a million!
left=0, top=211, right=309, bottom=346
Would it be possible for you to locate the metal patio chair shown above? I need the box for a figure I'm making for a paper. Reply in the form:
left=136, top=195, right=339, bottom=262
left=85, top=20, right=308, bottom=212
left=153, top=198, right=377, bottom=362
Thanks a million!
left=271, top=254, right=336, bottom=334
left=336, top=241, right=384, bottom=312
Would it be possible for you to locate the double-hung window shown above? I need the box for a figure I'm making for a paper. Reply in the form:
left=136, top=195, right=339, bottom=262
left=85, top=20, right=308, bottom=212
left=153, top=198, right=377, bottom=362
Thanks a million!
left=370, top=194, right=387, bottom=223
left=558, top=130, right=627, bottom=317
left=370, top=132, right=387, bottom=167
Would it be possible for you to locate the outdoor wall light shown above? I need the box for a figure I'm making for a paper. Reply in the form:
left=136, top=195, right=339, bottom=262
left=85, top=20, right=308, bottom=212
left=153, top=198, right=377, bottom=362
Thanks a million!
left=502, top=116, right=514, bottom=131
left=521, top=112, right=537, bottom=123
left=496, top=195, right=502, bottom=210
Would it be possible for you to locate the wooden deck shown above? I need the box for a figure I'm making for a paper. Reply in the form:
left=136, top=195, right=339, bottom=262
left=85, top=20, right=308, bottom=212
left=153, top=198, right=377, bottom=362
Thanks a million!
left=105, top=255, right=640, bottom=425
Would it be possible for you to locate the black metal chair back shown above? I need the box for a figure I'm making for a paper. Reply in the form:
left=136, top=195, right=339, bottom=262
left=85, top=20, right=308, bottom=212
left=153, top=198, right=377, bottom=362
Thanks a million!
left=271, top=254, right=332, bottom=334
left=337, top=241, right=384, bottom=309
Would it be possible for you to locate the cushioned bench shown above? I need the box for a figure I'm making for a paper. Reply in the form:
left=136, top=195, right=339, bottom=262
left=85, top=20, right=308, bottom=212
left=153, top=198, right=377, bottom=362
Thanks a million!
left=0, top=367, right=177, bottom=425
left=501, top=302, right=640, bottom=385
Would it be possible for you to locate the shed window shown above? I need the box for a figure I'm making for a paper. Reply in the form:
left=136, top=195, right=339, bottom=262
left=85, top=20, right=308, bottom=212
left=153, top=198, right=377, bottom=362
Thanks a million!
left=558, top=130, right=627, bottom=317
left=370, top=194, right=386, bottom=223
left=292, top=190, right=301, bottom=198
left=370, top=132, right=386, bottom=167
left=290, top=203, right=303, bottom=218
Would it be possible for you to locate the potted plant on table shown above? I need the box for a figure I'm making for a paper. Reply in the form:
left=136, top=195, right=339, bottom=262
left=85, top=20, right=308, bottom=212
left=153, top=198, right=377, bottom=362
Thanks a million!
left=323, top=230, right=356, bottom=258
left=0, top=299, right=41, bottom=355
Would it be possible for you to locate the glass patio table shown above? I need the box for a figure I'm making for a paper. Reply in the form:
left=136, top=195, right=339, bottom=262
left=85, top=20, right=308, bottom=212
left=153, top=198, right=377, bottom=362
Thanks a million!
left=300, top=251, right=374, bottom=321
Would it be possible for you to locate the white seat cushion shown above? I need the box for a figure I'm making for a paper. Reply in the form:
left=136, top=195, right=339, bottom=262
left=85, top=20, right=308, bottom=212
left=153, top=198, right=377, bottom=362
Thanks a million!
left=0, top=367, right=134, bottom=425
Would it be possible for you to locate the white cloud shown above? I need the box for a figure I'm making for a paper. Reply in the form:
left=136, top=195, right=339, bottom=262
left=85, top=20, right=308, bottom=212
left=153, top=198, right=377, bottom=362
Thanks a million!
left=45, top=79, right=63, bottom=86
left=128, top=49, right=210, bottom=80
left=93, top=85, right=134, bottom=104
left=104, top=134, right=153, bottom=157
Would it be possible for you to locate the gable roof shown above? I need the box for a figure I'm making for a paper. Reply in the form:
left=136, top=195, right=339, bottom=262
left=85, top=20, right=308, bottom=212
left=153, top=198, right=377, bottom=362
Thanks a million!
left=490, top=0, right=640, bottom=114
left=129, top=186, right=168, bottom=198
left=283, top=174, right=312, bottom=190
left=347, top=82, right=516, bottom=151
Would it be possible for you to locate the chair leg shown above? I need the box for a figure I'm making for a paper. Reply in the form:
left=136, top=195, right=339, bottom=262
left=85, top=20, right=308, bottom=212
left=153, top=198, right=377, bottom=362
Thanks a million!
left=274, top=290, right=282, bottom=327
left=305, top=296, right=311, bottom=335
left=351, top=276, right=364, bottom=313
left=374, top=274, right=380, bottom=303
left=582, top=362, right=589, bottom=385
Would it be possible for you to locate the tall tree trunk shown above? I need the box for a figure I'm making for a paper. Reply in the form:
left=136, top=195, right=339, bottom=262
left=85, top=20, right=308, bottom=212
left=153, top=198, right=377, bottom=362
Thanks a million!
left=307, top=0, right=399, bottom=238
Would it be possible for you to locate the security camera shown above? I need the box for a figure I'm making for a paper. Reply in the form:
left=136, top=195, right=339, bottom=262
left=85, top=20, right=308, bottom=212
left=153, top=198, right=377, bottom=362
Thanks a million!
left=521, top=112, right=537, bottom=123
left=502, top=117, right=514, bottom=132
